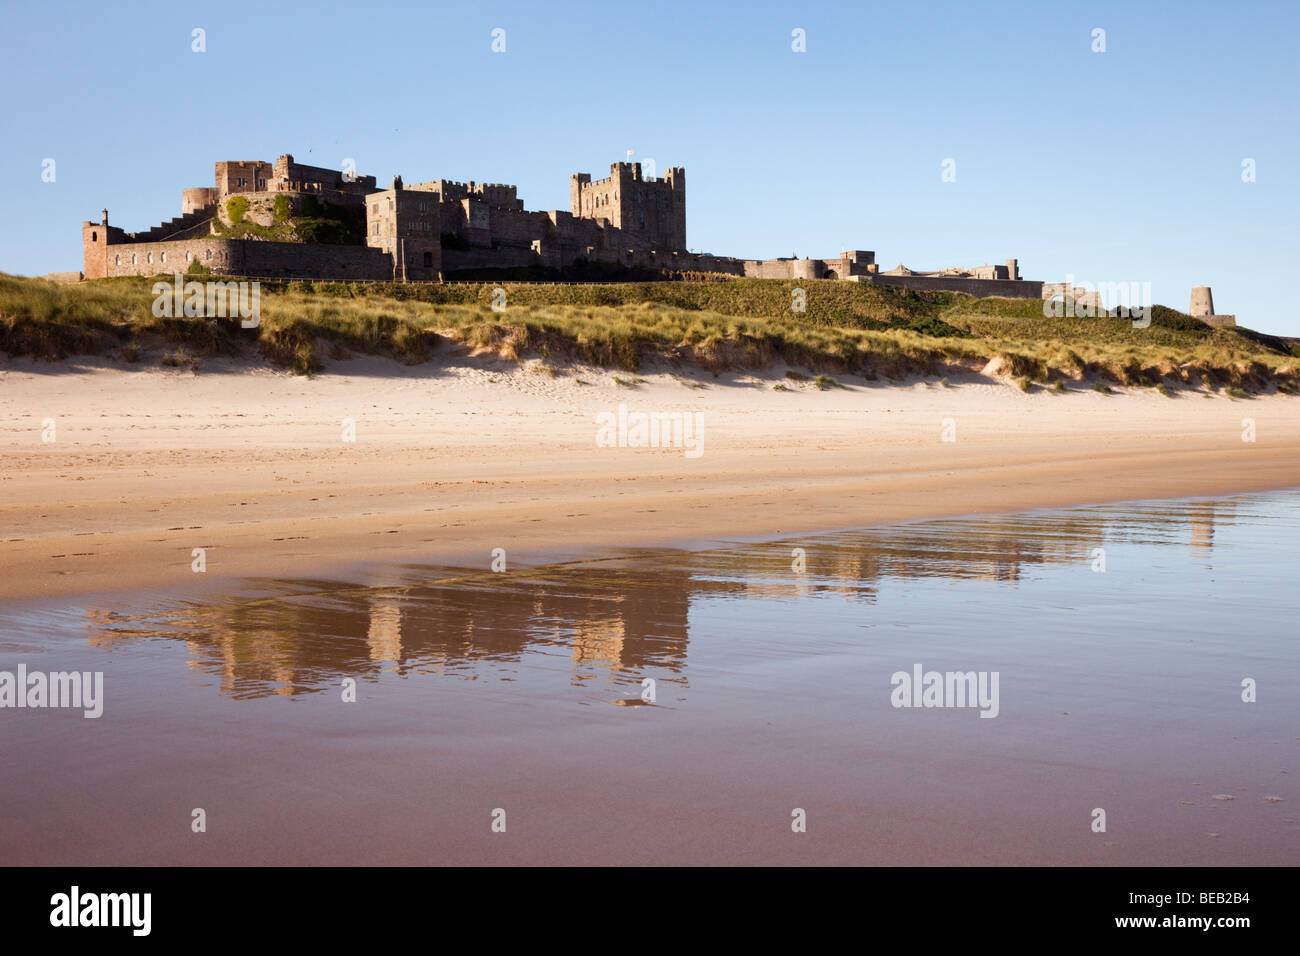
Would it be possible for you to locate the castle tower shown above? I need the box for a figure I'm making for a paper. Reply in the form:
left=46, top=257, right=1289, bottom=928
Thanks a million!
left=1190, top=286, right=1214, bottom=317
left=664, top=166, right=685, bottom=251
left=365, top=182, right=440, bottom=282
left=570, top=173, right=591, bottom=218
left=182, top=188, right=217, bottom=215
left=82, top=212, right=113, bottom=279
left=609, top=161, right=634, bottom=231
left=570, top=161, right=687, bottom=251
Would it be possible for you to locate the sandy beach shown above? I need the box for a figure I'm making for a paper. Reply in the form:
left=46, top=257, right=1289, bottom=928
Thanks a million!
left=3, top=354, right=1300, bottom=604
left=3, top=356, right=1299, bottom=868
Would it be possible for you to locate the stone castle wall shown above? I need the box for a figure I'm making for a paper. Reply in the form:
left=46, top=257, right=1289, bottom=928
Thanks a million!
left=92, top=235, right=391, bottom=281
left=230, top=241, right=392, bottom=279
left=876, top=275, right=1043, bottom=299
left=442, top=246, right=540, bottom=272
left=412, top=179, right=522, bottom=210
left=744, top=259, right=827, bottom=280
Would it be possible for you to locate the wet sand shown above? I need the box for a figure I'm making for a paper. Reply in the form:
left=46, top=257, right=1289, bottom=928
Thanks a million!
left=1, top=496, right=1295, bottom=865
left=4, top=356, right=1300, bottom=604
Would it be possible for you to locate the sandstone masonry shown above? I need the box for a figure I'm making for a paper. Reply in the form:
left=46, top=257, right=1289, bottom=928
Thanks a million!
left=82, top=152, right=1042, bottom=299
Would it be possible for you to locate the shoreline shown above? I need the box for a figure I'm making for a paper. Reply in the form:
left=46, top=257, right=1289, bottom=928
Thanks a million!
left=5, top=357, right=1300, bottom=604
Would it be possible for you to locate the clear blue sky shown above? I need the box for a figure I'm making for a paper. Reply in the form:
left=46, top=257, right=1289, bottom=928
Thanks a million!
left=2, top=0, right=1296, bottom=332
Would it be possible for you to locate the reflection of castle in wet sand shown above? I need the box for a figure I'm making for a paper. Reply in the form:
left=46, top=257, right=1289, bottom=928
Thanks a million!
left=1187, top=500, right=1233, bottom=568
left=81, top=502, right=1230, bottom=698
left=87, top=568, right=694, bottom=697
left=367, top=601, right=402, bottom=666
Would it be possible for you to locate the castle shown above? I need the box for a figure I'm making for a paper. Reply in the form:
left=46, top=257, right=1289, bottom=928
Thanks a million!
left=82, top=152, right=1042, bottom=298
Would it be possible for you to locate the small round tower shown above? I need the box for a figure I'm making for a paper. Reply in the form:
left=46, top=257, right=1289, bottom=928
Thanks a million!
left=1190, top=286, right=1215, bottom=318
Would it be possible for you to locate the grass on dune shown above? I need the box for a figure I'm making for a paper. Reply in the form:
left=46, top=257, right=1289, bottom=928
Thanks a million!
left=0, top=273, right=1295, bottom=394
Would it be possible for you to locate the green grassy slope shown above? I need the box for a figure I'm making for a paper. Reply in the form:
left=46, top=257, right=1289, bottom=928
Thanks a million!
left=1, top=273, right=1294, bottom=393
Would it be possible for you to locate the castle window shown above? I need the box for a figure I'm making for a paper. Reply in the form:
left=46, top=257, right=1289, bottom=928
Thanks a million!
left=236, top=177, right=247, bottom=187
left=161, top=252, right=166, bottom=263
left=131, top=254, right=137, bottom=264
left=115, top=255, right=120, bottom=265
left=205, top=249, right=212, bottom=260
left=257, top=178, right=266, bottom=189
left=186, top=251, right=191, bottom=261
left=91, top=231, right=97, bottom=241
left=423, top=252, right=433, bottom=268
left=147, top=253, right=153, bottom=264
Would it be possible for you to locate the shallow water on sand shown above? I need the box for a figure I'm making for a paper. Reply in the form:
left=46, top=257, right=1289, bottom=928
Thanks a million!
left=1, top=492, right=1297, bottom=865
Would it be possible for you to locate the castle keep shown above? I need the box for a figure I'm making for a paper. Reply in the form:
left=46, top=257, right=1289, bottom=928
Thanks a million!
left=82, top=153, right=1042, bottom=298
left=570, top=164, right=686, bottom=251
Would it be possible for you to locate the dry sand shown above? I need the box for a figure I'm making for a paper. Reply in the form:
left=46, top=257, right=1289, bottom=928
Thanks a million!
left=3, top=354, right=1299, bottom=603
